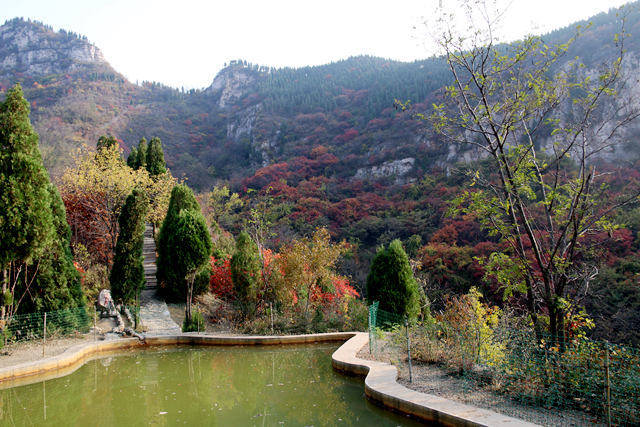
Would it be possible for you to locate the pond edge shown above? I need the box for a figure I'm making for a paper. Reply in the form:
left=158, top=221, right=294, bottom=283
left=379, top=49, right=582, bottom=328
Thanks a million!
left=0, top=332, right=536, bottom=426
left=331, top=332, right=537, bottom=426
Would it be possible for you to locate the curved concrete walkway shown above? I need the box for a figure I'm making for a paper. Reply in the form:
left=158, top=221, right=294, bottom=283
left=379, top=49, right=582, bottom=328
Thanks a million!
left=332, top=333, right=536, bottom=426
left=138, top=225, right=181, bottom=334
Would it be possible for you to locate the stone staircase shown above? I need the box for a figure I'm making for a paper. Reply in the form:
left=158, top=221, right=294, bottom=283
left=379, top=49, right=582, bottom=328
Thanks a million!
left=139, top=225, right=181, bottom=334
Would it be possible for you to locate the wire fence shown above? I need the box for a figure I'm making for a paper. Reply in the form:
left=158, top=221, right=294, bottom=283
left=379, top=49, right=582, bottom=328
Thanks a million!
left=1, top=307, right=91, bottom=346
left=0, top=303, right=144, bottom=348
left=368, top=302, right=640, bottom=426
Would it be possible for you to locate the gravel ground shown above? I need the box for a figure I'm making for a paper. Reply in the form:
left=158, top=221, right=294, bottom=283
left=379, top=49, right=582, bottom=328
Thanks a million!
left=0, top=335, right=91, bottom=369
left=357, top=334, right=602, bottom=427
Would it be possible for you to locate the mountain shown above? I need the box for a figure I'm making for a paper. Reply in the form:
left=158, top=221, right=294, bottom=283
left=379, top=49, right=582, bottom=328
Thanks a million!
left=1, top=6, right=640, bottom=190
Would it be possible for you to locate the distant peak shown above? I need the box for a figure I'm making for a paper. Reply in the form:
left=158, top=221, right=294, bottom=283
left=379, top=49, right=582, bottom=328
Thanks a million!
left=0, top=17, right=109, bottom=78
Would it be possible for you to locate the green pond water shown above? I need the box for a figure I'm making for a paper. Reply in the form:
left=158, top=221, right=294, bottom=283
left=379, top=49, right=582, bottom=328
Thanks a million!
left=0, top=344, right=422, bottom=426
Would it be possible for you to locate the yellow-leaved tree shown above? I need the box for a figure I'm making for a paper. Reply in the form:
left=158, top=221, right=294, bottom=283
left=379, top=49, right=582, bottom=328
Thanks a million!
left=60, top=139, right=176, bottom=265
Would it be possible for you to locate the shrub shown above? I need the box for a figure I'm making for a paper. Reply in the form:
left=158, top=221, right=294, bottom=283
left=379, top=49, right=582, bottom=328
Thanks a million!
left=182, top=310, right=205, bottom=332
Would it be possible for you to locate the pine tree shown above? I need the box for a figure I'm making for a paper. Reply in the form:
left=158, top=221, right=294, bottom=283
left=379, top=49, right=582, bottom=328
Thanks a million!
left=171, top=209, right=211, bottom=329
left=127, top=146, right=138, bottom=169
left=21, top=183, right=85, bottom=312
left=366, top=239, right=420, bottom=320
left=0, top=84, right=55, bottom=318
left=110, top=189, right=148, bottom=304
left=230, top=231, right=261, bottom=318
left=156, top=184, right=202, bottom=300
left=135, top=137, right=147, bottom=170
left=146, top=137, right=166, bottom=176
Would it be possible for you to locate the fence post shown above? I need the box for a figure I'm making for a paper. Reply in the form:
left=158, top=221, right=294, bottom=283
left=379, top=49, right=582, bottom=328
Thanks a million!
left=93, top=310, right=97, bottom=342
left=42, top=312, right=47, bottom=358
left=270, top=302, right=274, bottom=334
left=368, top=302, right=377, bottom=355
left=405, top=316, right=413, bottom=383
left=605, top=343, right=611, bottom=427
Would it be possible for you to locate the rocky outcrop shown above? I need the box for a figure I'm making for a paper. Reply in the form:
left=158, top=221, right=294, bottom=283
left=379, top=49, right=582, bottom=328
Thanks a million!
left=0, top=18, right=107, bottom=78
left=205, top=63, right=259, bottom=108
left=355, top=157, right=415, bottom=184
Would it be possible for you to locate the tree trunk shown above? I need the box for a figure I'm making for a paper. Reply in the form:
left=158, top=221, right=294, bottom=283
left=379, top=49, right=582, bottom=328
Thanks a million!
left=185, top=275, right=194, bottom=324
left=1, top=267, right=6, bottom=325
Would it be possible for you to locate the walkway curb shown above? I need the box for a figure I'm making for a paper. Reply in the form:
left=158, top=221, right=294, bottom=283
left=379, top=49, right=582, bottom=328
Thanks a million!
left=331, top=333, right=537, bottom=426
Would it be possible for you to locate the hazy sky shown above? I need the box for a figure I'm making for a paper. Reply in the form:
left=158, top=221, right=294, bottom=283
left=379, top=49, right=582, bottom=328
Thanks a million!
left=0, top=0, right=632, bottom=89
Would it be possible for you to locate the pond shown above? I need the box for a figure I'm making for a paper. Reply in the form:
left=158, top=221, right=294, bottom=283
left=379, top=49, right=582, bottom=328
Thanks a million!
left=0, top=343, right=421, bottom=426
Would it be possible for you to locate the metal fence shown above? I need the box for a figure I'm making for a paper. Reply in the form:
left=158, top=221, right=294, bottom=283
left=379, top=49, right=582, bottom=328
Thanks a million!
left=1, top=306, right=91, bottom=346
left=368, top=303, right=640, bottom=426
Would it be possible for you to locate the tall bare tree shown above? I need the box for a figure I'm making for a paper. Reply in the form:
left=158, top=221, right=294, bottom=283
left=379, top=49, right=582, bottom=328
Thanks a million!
left=411, top=1, right=640, bottom=347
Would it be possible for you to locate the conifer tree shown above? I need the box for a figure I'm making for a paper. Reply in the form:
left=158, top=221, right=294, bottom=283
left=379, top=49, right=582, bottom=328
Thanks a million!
left=110, top=189, right=148, bottom=304
left=171, top=209, right=211, bottom=328
left=156, top=184, right=201, bottom=300
left=0, top=84, right=55, bottom=317
left=230, top=231, right=261, bottom=318
left=366, top=239, right=420, bottom=320
left=146, top=137, right=166, bottom=176
left=135, top=137, right=147, bottom=170
left=127, top=146, right=138, bottom=169
left=22, top=184, right=85, bottom=312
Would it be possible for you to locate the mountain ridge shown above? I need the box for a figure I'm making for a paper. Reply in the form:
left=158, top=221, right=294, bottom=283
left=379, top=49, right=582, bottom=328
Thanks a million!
left=0, top=5, right=639, bottom=189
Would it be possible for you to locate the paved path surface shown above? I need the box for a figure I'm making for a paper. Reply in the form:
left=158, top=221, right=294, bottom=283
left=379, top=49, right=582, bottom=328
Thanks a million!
left=139, top=225, right=181, bottom=334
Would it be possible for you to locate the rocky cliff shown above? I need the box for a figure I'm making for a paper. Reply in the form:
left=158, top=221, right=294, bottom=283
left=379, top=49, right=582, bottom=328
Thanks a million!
left=0, top=18, right=109, bottom=79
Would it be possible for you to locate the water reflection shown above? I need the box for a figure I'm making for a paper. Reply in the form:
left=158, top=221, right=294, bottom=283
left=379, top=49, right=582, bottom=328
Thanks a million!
left=0, top=344, right=420, bottom=426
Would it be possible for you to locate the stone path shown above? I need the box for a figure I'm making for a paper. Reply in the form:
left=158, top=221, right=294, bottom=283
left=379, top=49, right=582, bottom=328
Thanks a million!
left=139, top=225, right=181, bottom=334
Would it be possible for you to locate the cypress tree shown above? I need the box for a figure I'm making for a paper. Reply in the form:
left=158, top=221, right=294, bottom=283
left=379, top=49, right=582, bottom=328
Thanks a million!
left=366, top=239, right=420, bottom=320
left=0, top=84, right=55, bottom=316
left=170, top=209, right=211, bottom=328
left=135, top=137, right=147, bottom=170
left=23, top=183, right=85, bottom=312
left=110, top=189, right=148, bottom=304
left=230, top=231, right=261, bottom=318
left=156, top=184, right=202, bottom=301
left=127, top=146, right=138, bottom=169
left=146, top=137, right=166, bottom=176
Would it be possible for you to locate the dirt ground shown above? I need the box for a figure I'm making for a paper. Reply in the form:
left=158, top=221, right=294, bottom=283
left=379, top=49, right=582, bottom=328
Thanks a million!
left=166, top=302, right=236, bottom=334
left=357, top=335, right=601, bottom=427
left=0, top=317, right=118, bottom=369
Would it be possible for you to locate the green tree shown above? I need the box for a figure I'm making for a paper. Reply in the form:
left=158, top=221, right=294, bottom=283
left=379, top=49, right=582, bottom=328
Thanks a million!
left=135, top=137, right=147, bottom=170
left=366, top=240, right=419, bottom=320
left=0, top=84, right=55, bottom=320
left=230, top=231, right=261, bottom=318
left=156, top=184, right=202, bottom=300
left=171, top=209, right=211, bottom=329
left=25, top=184, right=85, bottom=312
left=110, top=189, right=148, bottom=304
left=127, top=146, right=138, bottom=169
left=146, top=137, right=166, bottom=176
left=96, top=135, right=118, bottom=151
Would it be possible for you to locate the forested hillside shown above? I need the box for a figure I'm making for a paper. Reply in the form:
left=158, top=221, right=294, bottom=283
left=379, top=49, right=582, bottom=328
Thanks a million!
left=1, top=4, right=640, bottom=344
left=2, top=5, right=639, bottom=189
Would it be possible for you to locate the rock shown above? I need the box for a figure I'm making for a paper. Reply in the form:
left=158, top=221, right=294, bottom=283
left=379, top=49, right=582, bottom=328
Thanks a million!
left=205, top=63, right=258, bottom=108
left=0, top=18, right=108, bottom=79
left=354, top=157, right=416, bottom=184
left=97, top=289, right=116, bottom=316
